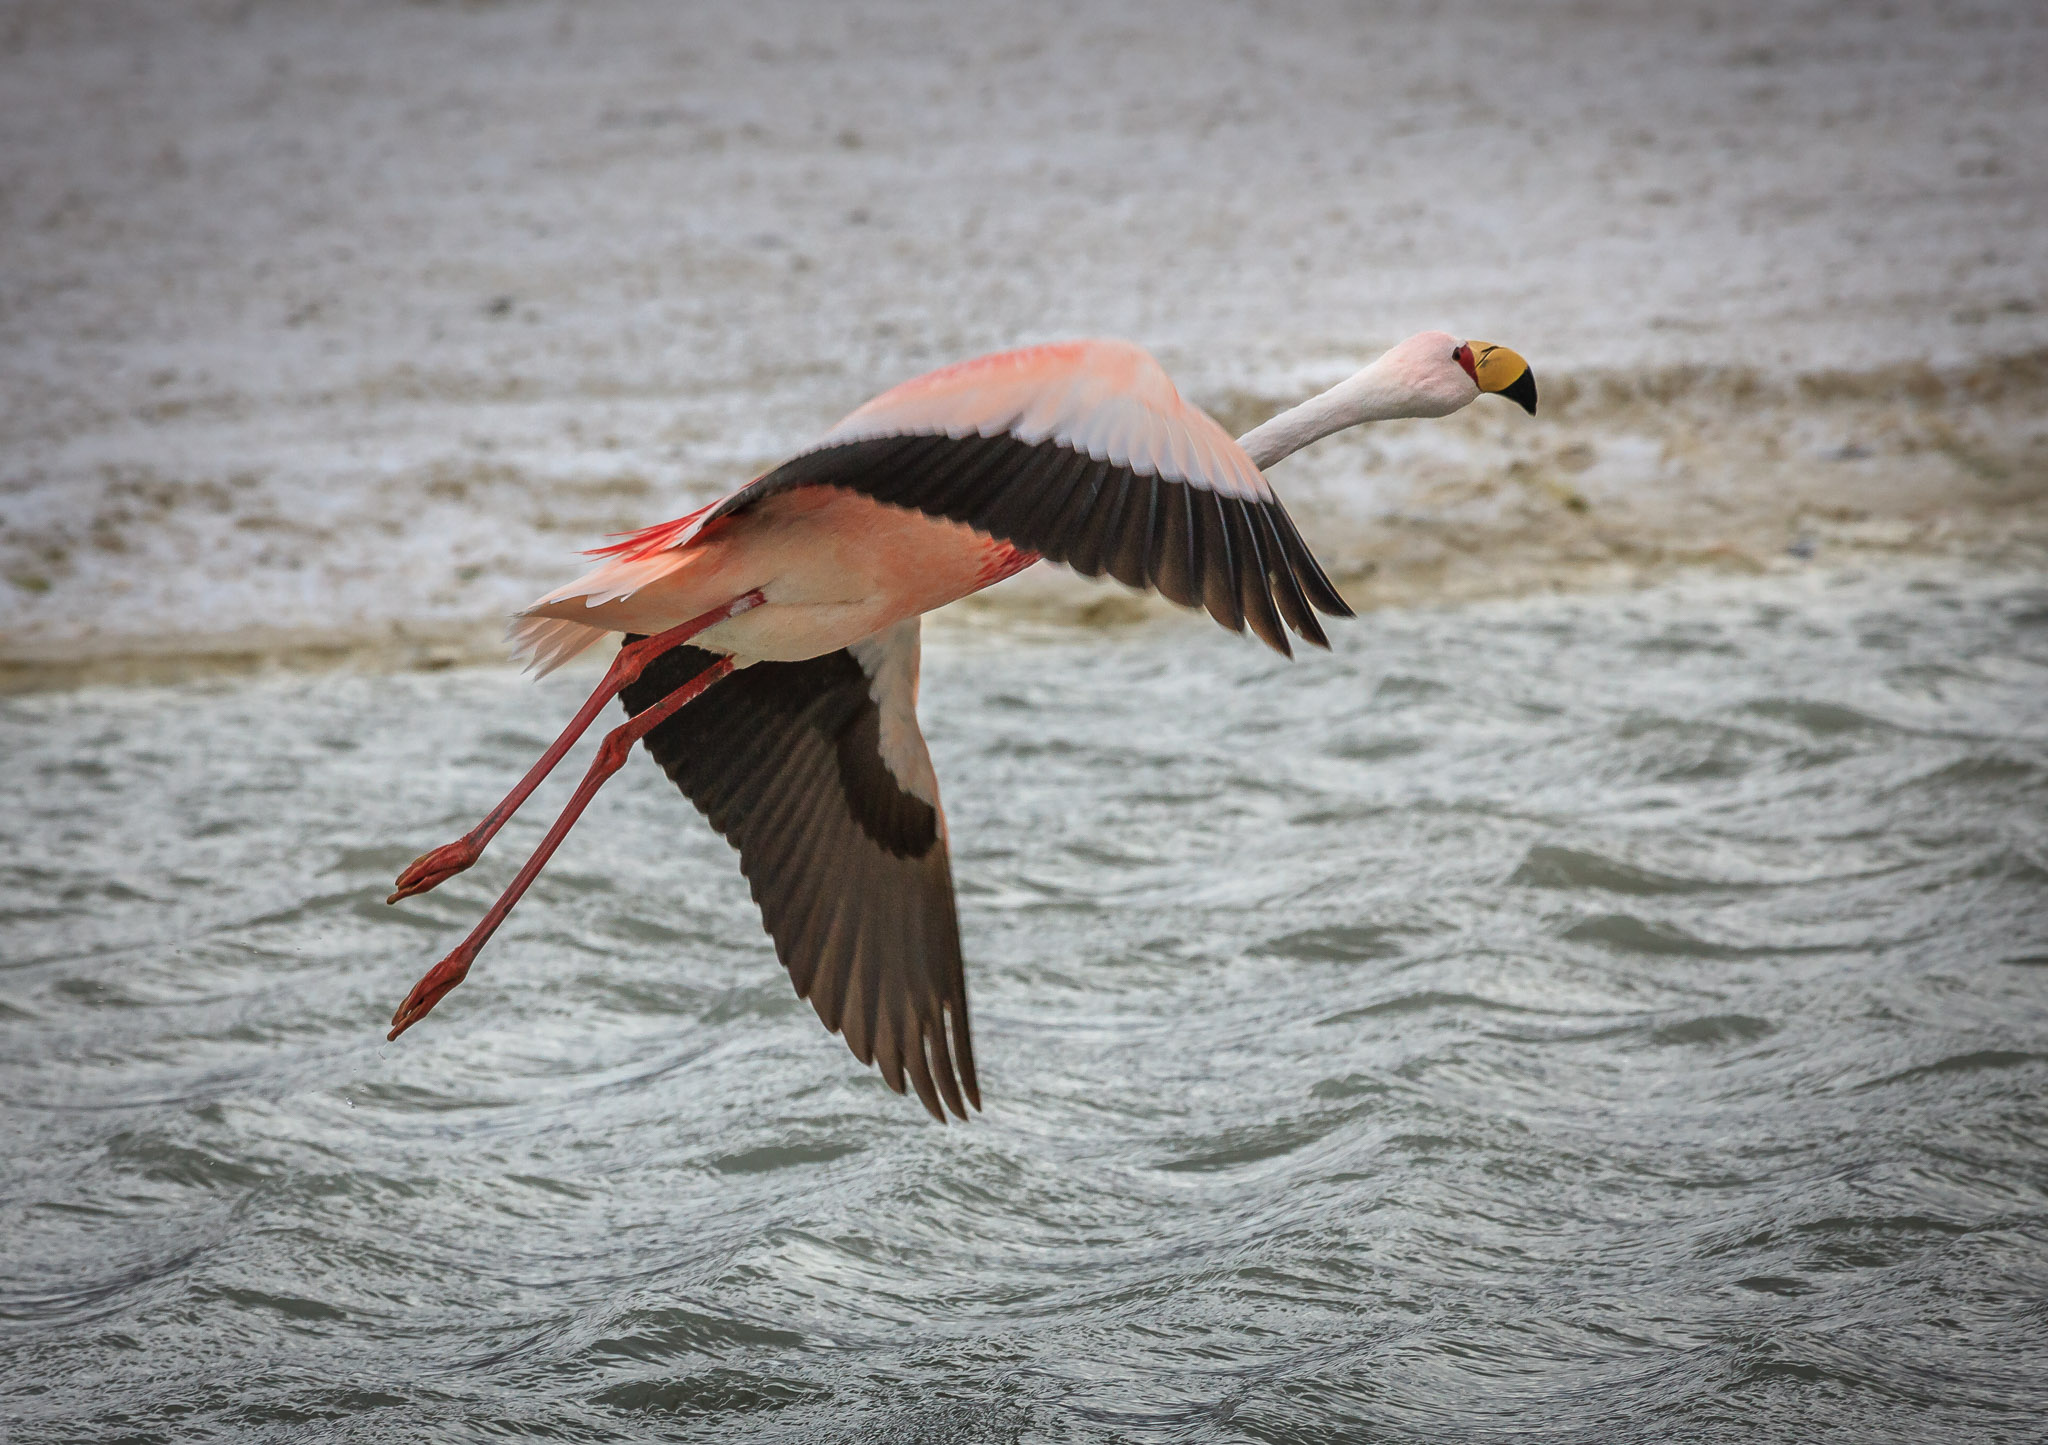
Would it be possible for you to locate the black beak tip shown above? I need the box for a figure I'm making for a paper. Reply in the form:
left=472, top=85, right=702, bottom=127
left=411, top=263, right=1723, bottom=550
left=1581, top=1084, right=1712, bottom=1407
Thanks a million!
left=1502, top=368, right=1538, bottom=416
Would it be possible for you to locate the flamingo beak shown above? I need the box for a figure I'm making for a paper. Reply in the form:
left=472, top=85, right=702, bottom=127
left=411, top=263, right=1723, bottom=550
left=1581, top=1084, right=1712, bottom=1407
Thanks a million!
left=1455, top=341, right=1538, bottom=416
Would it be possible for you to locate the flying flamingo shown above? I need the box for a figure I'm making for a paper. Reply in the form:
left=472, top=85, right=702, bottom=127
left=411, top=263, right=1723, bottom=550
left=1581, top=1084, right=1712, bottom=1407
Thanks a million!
left=383, top=331, right=1537, bottom=1120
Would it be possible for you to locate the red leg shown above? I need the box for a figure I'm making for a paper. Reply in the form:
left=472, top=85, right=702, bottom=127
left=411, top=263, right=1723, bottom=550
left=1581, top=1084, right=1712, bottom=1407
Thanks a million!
left=387, top=590, right=764, bottom=904
left=387, top=654, right=736, bottom=1041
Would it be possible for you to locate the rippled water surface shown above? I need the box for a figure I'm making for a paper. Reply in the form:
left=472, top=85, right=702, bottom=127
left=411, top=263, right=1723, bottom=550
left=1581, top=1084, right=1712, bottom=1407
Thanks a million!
left=4, top=567, right=2046, bottom=1442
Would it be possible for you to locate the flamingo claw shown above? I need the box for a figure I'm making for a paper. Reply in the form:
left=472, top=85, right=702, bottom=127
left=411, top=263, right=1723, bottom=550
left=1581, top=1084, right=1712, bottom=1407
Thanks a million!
left=388, top=837, right=482, bottom=903
left=387, top=945, right=477, bottom=1040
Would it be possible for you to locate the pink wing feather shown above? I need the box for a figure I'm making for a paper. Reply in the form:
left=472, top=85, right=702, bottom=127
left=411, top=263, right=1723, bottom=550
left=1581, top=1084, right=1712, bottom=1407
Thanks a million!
left=818, top=340, right=1268, bottom=499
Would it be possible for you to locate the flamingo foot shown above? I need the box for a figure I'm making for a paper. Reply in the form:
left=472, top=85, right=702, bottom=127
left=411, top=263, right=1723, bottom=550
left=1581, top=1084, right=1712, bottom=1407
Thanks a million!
left=383, top=651, right=735, bottom=1047
left=387, top=943, right=478, bottom=1040
left=387, top=837, right=483, bottom=903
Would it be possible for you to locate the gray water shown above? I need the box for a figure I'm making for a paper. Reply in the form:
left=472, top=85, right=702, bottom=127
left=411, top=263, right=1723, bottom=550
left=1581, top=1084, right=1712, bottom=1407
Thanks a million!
left=4, top=566, right=2046, bottom=1443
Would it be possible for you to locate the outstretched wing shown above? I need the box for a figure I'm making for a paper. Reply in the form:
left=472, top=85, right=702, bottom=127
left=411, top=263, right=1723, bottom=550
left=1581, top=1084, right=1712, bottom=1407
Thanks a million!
left=619, top=619, right=977, bottom=1121
left=699, top=340, right=1351, bottom=656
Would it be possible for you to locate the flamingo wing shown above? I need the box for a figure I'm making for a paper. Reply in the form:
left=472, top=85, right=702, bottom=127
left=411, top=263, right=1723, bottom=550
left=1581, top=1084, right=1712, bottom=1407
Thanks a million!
left=703, top=340, right=1353, bottom=656
left=619, top=619, right=977, bottom=1121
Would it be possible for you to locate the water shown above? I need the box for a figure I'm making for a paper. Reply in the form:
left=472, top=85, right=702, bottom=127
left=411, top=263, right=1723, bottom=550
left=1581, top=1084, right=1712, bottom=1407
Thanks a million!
left=3, top=565, right=2046, bottom=1442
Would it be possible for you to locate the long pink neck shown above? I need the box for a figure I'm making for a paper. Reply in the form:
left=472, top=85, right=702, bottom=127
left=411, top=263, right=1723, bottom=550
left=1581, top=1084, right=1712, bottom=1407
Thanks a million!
left=1234, top=360, right=1417, bottom=470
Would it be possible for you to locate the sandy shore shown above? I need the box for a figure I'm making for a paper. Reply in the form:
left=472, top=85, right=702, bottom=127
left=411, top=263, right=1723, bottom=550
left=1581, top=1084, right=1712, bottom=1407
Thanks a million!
left=1, top=0, right=2043, bottom=686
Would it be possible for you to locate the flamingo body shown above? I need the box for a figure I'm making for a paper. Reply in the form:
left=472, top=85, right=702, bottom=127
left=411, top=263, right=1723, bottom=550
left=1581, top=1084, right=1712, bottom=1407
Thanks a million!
left=389, top=332, right=1537, bottom=1120
left=516, top=488, right=1038, bottom=671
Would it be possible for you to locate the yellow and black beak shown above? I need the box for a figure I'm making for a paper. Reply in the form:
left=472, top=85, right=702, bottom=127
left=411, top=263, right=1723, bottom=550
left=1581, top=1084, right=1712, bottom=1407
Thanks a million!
left=1454, top=341, right=1538, bottom=416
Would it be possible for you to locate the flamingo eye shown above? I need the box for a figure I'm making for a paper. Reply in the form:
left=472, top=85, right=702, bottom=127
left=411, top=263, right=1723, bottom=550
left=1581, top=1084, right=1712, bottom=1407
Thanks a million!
left=1452, top=343, right=1480, bottom=382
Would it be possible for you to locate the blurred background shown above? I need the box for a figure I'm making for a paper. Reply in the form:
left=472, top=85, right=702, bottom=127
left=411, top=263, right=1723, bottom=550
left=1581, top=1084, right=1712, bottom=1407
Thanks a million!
left=3, top=4, right=2046, bottom=1443
left=2, top=0, right=2042, bottom=680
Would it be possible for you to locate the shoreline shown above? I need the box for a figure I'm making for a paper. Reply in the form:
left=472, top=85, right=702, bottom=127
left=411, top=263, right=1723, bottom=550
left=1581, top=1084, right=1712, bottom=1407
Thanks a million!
left=7, top=346, right=2042, bottom=694
left=6, top=541, right=2038, bottom=696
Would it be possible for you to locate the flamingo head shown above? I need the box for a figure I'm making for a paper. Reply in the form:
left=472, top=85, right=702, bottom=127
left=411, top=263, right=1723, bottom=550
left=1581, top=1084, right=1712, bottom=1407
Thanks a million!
left=1235, top=329, right=1540, bottom=469
left=1369, top=330, right=1538, bottom=418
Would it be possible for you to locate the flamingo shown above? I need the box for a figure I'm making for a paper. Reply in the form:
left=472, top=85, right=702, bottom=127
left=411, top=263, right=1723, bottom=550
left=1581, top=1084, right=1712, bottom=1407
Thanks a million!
left=383, top=331, right=1536, bottom=1120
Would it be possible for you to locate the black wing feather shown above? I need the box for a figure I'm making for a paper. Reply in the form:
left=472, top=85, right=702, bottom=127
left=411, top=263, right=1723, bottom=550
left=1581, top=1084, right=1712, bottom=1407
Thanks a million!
left=619, top=640, right=977, bottom=1121
left=702, top=432, right=1348, bottom=651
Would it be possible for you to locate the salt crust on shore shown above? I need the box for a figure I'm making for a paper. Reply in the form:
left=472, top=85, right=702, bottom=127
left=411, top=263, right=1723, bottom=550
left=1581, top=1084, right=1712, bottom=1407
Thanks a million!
left=1, top=0, right=2042, bottom=686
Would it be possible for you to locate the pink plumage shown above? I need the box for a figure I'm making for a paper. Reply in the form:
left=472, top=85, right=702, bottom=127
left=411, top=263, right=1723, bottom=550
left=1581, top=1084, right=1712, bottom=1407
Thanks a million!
left=508, top=338, right=1341, bottom=677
